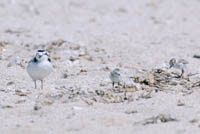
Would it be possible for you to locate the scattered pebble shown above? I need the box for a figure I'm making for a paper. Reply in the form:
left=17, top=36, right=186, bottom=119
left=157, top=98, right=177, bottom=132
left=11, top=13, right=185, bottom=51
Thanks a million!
left=177, top=100, right=185, bottom=106
left=1, top=105, right=13, bottom=109
left=82, top=98, right=94, bottom=105
left=125, top=110, right=137, bottom=115
left=69, top=56, right=78, bottom=62
left=193, top=55, right=200, bottom=59
left=33, top=105, right=41, bottom=111
left=85, top=56, right=94, bottom=61
left=139, top=91, right=152, bottom=99
left=15, top=89, right=29, bottom=96
left=118, top=7, right=127, bottom=13
left=80, top=69, right=87, bottom=73
left=142, top=114, right=177, bottom=125
left=6, top=81, right=15, bottom=86
left=62, top=72, right=68, bottom=79
left=190, top=119, right=198, bottom=124
left=15, top=99, right=26, bottom=104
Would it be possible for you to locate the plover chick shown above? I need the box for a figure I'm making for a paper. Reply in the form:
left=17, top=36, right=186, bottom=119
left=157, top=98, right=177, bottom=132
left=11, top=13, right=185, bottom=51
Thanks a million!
left=169, top=58, right=189, bottom=77
left=109, top=68, right=121, bottom=88
left=27, top=50, right=53, bottom=89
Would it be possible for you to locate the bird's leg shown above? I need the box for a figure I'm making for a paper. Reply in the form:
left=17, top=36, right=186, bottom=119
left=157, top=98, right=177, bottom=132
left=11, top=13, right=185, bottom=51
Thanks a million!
left=180, top=69, right=184, bottom=78
left=34, top=80, right=37, bottom=89
left=118, top=82, right=120, bottom=88
left=123, top=82, right=126, bottom=88
left=41, top=80, right=43, bottom=89
left=112, top=82, right=115, bottom=88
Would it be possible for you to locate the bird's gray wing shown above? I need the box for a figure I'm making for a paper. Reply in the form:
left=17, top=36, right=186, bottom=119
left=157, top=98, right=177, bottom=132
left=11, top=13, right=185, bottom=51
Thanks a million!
left=178, top=59, right=189, bottom=64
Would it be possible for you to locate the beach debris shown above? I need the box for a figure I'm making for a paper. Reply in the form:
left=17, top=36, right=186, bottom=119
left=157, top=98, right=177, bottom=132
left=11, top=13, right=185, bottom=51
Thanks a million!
left=193, top=54, right=200, bottom=59
left=139, top=91, right=152, bottom=99
left=181, top=89, right=193, bottom=96
left=85, top=56, right=94, bottom=61
left=5, top=29, right=29, bottom=34
left=142, top=114, right=177, bottom=125
left=6, top=81, right=15, bottom=86
left=177, top=100, right=185, bottom=106
left=0, top=88, right=9, bottom=93
left=102, top=66, right=110, bottom=71
left=52, top=56, right=61, bottom=61
left=33, top=105, right=41, bottom=111
left=43, top=99, right=55, bottom=106
left=15, top=89, right=29, bottom=96
left=69, top=44, right=81, bottom=50
left=61, top=72, right=68, bottom=79
left=125, top=110, right=137, bottom=115
left=93, top=89, right=133, bottom=103
left=47, top=65, right=200, bottom=104
left=1, top=105, right=13, bottom=109
left=0, top=42, right=6, bottom=51
left=142, top=116, right=158, bottom=125
left=82, top=98, right=94, bottom=105
left=119, top=86, right=139, bottom=93
left=15, top=99, right=26, bottom=104
left=118, top=7, right=128, bottom=13
left=158, top=114, right=177, bottom=123
left=61, top=69, right=69, bottom=79
left=191, top=81, right=200, bottom=88
left=95, top=89, right=105, bottom=97
left=78, top=48, right=89, bottom=57
left=80, top=69, right=87, bottom=73
left=51, top=39, right=66, bottom=47
left=120, top=82, right=141, bottom=92
left=190, top=119, right=198, bottom=124
left=46, top=93, right=63, bottom=100
left=99, top=82, right=106, bottom=87
left=69, top=56, right=78, bottom=62
left=130, top=66, right=196, bottom=94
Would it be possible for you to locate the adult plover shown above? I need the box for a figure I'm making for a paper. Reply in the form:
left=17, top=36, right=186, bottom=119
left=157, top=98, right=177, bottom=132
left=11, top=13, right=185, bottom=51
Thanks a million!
left=169, top=58, right=189, bottom=77
left=109, top=68, right=121, bottom=88
left=27, top=50, right=53, bottom=89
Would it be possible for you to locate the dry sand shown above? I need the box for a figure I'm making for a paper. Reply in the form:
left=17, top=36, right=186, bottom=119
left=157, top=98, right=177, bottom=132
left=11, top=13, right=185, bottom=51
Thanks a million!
left=1, top=0, right=200, bottom=134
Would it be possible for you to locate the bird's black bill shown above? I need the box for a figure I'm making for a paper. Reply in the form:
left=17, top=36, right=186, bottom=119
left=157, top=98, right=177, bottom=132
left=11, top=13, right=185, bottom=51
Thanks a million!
left=38, top=50, right=45, bottom=52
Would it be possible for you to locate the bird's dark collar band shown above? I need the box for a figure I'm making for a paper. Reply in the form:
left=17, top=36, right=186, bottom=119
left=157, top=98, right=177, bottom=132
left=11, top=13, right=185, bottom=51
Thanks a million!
left=33, top=57, right=38, bottom=62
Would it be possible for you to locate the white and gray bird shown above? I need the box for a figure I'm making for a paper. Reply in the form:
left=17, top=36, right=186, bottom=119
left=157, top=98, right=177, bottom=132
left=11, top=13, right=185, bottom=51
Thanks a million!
left=169, top=58, right=189, bottom=77
left=27, top=50, right=53, bottom=89
left=109, top=68, right=121, bottom=88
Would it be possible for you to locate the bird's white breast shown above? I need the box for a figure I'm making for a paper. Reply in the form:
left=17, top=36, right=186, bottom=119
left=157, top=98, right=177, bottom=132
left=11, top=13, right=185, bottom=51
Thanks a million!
left=27, top=60, right=53, bottom=80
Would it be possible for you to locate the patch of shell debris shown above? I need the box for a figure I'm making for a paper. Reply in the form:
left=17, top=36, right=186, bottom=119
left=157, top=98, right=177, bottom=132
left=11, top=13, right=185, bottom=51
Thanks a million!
left=81, top=67, right=200, bottom=105
left=1, top=39, right=200, bottom=110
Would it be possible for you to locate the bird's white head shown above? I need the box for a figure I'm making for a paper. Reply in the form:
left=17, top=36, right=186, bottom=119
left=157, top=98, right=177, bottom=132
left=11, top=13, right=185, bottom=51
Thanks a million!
left=35, top=50, right=49, bottom=62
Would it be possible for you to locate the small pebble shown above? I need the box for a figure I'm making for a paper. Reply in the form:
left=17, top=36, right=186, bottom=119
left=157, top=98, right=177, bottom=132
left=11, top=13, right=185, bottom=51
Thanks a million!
left=33, top=105, right=41, bottom=111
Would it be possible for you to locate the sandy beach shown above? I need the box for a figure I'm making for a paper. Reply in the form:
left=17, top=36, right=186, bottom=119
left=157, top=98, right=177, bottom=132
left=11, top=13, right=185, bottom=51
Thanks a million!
left=1, top=0, right=200, bottom=134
